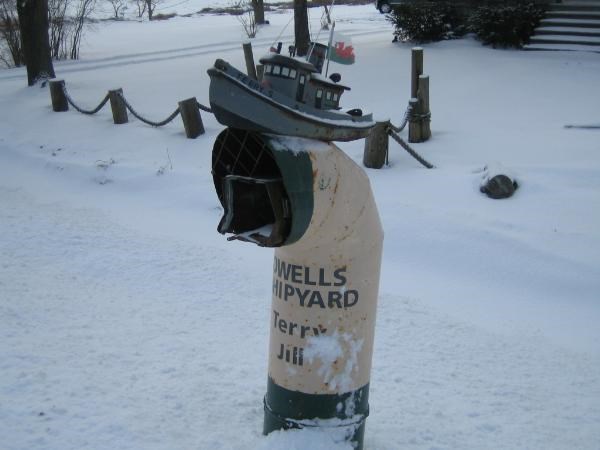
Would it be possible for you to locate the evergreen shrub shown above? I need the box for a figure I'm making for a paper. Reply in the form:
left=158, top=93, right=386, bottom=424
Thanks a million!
left=387, top=1, right=546, bottom=48
left=387, top=1, right=465, bottom=43
left=470, top=2, right=546, bottom=48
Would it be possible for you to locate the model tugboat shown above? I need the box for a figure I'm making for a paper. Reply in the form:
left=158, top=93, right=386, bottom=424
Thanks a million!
left=207, top=42, right=375, bottom=142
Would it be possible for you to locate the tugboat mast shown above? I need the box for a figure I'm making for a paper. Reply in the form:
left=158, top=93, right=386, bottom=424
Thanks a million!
left=324, top=20, right=335, bottom=77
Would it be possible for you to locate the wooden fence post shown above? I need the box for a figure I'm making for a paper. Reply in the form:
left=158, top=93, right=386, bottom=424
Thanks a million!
left=256, top=64, right=265, bottom=82
left=418, top=75, right=431, bottom=141
left=411, top=47, right=423, bottom=99
left=49, top=79, right=68, bottom=112
left=408, top=47, right=424, bottom=143
left=243, top=42, right=258, bottom=80
left=108, top=88, right=128, bottom=124
left=178, top=97, right=205, bottom=139
left=363, top=120, right=390, bottom=169
left=408, top=98, right=422, bottom=143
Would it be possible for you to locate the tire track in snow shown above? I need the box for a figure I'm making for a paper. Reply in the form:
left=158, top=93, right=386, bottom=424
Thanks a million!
left=0, top=29, right=388, bottom=81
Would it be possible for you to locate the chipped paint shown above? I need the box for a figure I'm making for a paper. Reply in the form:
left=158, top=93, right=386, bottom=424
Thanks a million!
left=267, top=142, right=383, bottom=395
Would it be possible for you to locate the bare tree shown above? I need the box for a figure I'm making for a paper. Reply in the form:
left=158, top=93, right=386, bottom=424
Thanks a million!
left=0, top=0, right=23, bottom=67
left=48, top=0, right=69, bottom=59
left=294, top=0, right=309, bottom=56
left=69, top=0, right=95, bottom=59
left=144, top=0, right=160, bottom=20
left=47, top=0, right=95, bottom=60
left=237, top=0, right=257, bottom=38
left=106, top=0, right=127, bottom=18
left=16, top=0, right=55, bottom=85
left=1, top=0, right=94, bottom=73
left=130, top=0, right=146, bottom=18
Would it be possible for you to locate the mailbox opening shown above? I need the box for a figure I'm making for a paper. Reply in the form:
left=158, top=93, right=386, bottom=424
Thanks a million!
left=212, top=128, right=291, bottom=247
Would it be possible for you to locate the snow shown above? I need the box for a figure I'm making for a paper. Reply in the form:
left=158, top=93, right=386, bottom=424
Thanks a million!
left=257, top=427, right=355, bottom=450
left=304, top=332, right=364, bottom=392
left=267, top=134, right=333, bottom=154
left=1, top=3, right=600, bottom=450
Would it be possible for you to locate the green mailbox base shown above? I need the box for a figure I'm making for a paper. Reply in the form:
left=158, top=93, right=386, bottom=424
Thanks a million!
left=263, top=377, right=370, bottom=449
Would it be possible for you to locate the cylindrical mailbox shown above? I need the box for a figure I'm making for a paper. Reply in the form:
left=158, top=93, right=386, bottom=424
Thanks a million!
left=212, top=128, right=383, bottom=449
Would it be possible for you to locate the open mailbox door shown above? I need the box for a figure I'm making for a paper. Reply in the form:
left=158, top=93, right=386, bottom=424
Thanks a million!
left=218, top=175, right=291, bottom=247
left=212, top=127, right=314, bottom=248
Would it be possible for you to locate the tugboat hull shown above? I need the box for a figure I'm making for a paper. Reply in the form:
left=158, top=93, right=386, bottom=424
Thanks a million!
left=207, top=60, right=375, bottom=142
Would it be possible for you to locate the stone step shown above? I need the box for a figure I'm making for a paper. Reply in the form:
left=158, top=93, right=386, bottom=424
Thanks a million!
left=539, top=17, right=600, bottom=28
left=522, top=1, right=600, bottom=53
left=558, top=0, right=600, bottom=4
left=536, top=26, right=600, bottom=37
left=551, top=4, right=600, bottom=12
left=530, top=34, right=600, bottom=45
left=523, top=42, right=600, bottom=53
left=545, top=11, right=600, bottom=20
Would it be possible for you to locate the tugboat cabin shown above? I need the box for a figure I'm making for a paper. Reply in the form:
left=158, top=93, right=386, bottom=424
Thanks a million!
left=260, top=54, right=316, bottom=104
left=305, top=74, right=350, bottom=110
left=259, top=53, right=350, bottom=110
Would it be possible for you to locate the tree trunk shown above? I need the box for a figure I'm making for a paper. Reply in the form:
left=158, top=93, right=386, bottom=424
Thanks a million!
left=252, top=0, right=265, bottom=25
left=17, top=0, right=55, bottom=86
left=294, top=0, right=310, bottom=57
left=145, top=0, right=153, bottom=20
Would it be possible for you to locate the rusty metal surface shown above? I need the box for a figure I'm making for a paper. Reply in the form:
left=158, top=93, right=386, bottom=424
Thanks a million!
left=267, top=142, right=383, bottom=395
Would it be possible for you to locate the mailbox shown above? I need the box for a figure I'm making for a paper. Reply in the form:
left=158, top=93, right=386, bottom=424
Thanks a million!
left=212, top=128, right=383, bottom=449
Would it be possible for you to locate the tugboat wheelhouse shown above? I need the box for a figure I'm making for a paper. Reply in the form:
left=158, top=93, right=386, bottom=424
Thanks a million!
left=260, top=53, right=350, bottom=111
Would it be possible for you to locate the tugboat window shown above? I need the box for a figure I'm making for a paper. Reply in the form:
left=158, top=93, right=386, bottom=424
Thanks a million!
left=265, top=65, right=273, bottom=74
left=326, top=91, right=332, bottom=101
left=289, top=69, right=297, bottom=79
left=281, top=67, right=290, bottom=77
left=333, top=93, right=339, bottom=102
left=273, top=65, right=281, bottom=75
left=315, top=89, right=323, bottom=109
left=297, top=75, right=306, bottom=102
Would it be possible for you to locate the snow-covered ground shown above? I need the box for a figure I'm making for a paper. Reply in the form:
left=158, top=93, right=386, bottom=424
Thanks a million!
left=1, top=4, right=600, bottom=449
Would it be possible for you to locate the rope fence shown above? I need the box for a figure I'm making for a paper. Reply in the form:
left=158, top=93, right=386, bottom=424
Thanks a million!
left=50, top=42, right=435, bottom=170
left=388, top=128, right=435, bottom=169
left=363, top=104, right=435, bottom=170
left=363, top=46, right=435, bottom=170
left=196, top=101, right=213, bottom=113
left=64, top=87, right=110, bottom=115
left=118, top=91, right=181, bottom=127
left=389, top=103, right=434, bottom=169
left=48, top=79, right=212, bottom=139
left=389, top=104, right=411, bottom=134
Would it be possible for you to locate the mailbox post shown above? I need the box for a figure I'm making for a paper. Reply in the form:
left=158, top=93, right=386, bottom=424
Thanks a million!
left=212, top=128, right=383, bottom=449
